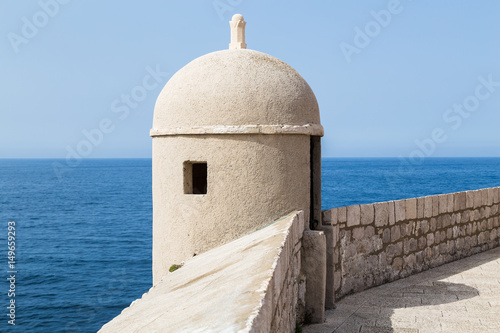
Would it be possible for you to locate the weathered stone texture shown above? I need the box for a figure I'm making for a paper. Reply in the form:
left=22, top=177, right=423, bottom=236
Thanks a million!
left=421, top=220, right=429, bottom=234
left=424, top=196, right=433, bottom=218
left=338, top=206, right=347, bottom=223
left=322, top=209, right=332, bottom=225
left=374, top=202, right=389, bottom=227
left=417, top=197, right=425, bottom=219
left=391, top=225, right=401, bottom=242
left=439, top=195, right=448, bottom=214
left=447, top=194, right=455, bottom=213
left=318, top=225, right=335, bottom=310
left=388, top=201, right=396, bottom=225
left=455, top=191, right=466, bottom=211
left=347, top=205, right=360, bottom=227
left=352, top=227, right=364, bottom=241
left=466, top=190, right=474, bottom=208
left=406, top=198, right=417, bottom=220
left=474, top=190, right=482, bottom=208
left=302, top=230, right=326, bottom=324
left=432, top=195, right=440, bottom=216
left=361, top=204, right=374, bottom=225
left=382, top=228, right=391, bottom=244
left=395, top=200, right=406, bottom=222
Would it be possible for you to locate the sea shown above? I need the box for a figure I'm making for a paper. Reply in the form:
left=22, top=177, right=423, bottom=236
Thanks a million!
left=0, top=157, right=499, bottom=332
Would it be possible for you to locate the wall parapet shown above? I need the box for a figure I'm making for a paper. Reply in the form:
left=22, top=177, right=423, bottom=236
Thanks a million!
left=99, top=211, right=307, bottom=333
left=322, top=187, right=500, bottom=300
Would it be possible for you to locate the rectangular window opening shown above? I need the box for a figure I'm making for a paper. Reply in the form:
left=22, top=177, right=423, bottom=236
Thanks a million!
left=184, top=162, right=207, bottom=194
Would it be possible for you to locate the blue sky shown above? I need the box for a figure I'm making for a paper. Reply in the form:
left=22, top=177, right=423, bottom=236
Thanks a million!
left=1, top=0, right=500, bottom=158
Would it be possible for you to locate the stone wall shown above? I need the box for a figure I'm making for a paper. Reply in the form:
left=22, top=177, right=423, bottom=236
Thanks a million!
left=251, top=211, right=306, bottom=333
left=322, top=187, right=500, bottom=300
left=99, top=211, right=308, bottom=333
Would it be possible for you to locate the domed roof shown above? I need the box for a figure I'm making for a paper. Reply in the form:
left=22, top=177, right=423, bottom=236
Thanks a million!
left=151, top=16, right=322, bottom=137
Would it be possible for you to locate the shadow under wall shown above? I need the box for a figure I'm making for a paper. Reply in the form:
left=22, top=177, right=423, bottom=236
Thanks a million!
left=336, top=281, right=478, bottom=333
left=320, top=248, right=500, bottom=333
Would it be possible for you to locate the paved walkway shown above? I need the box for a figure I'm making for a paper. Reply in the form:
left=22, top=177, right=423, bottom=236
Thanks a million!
left=304, top=247, right=500, bottom=333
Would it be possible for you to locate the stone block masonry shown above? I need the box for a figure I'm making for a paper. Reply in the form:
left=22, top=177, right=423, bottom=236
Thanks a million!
left=322, top=187, right=500, bottom=300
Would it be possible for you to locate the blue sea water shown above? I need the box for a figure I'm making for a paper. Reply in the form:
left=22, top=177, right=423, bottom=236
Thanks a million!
left=0, top=157, right=499, bottom=332
left=322, top=157, right=500, bottom=208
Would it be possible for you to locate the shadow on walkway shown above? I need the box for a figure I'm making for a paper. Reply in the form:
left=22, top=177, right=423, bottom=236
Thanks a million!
left=304, top=247, right=500, bottom=333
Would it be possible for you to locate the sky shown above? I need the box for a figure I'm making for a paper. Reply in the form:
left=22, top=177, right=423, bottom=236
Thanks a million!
left=1, top=0, right=500, bottom=158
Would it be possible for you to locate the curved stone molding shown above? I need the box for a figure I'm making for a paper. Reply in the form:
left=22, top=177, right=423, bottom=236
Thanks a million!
left=150, top=124, right=324, bottom=137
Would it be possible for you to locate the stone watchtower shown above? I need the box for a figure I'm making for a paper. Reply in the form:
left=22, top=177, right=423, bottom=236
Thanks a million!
left=150, top=14, right=323, bottom=283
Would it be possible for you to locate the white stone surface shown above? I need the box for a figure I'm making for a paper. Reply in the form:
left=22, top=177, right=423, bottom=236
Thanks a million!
left=150, top=124, right=324, bottom=136
left=229, top=14, right=247, bottom=50
left=152, top=48, right=321, bottom=131
left=99, top=211, right=304, bottom=333
left=152, top=134, right=311, bottom=282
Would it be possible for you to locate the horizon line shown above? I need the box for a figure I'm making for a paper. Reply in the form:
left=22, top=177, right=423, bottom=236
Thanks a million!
left=1, top=156, right=500, bottom=160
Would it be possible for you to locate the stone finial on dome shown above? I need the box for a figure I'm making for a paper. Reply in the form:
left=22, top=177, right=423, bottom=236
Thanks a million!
left=229, top=14, right=247, bottom=49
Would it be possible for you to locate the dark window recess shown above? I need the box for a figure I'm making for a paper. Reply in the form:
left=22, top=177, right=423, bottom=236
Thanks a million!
left=184, top=162, right=207, bottom=194
left=192, top=163, right=207, bottom=194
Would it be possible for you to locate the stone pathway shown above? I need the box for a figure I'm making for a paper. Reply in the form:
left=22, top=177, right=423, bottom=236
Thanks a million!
left=304, top=247, right=500, bottom=333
